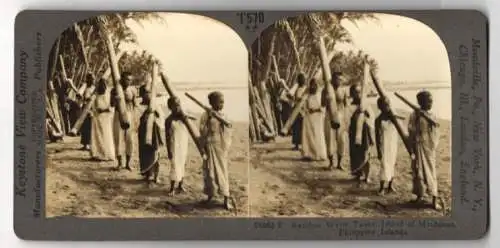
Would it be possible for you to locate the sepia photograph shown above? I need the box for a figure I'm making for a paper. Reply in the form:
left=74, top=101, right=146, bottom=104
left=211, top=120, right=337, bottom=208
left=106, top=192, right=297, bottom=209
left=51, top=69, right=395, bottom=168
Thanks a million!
left=45, top=12, right=250, bottom=218
left=248, top=12, right=452, bottom=218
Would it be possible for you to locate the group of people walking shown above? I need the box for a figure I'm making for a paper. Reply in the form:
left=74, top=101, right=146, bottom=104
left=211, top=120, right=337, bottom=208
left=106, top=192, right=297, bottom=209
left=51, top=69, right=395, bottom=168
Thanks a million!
left=275, top=71, right=442, bottom=210
left=67, top=71, right=235, bottom=210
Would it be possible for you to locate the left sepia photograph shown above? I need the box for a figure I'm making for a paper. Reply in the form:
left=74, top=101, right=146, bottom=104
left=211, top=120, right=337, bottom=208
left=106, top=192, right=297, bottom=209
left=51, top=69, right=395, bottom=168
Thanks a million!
left=45, top=12, right=250, bottom=218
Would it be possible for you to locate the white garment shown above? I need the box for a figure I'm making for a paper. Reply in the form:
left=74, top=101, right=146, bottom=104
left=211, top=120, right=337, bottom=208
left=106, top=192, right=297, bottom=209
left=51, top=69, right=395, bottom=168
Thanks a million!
left=378, top=119, right=398, bottom=181
left=90, top=90, right=115, bottom=161
left=167, top=118, right=189, bottom=182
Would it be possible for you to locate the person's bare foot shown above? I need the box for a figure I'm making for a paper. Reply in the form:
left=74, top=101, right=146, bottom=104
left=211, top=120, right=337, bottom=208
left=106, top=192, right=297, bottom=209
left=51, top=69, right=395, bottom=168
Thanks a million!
left=125, top=166, right=132, bottom=171
left=432, top=197, right=442, bottom=210
left=201, top=196, right=213, bottom=204
left=336, top=166, right=344, bottom=171
left=378, top=188, right=385, bottom=196
left=387, top=185, right=397, bottom=194
left=176, top=185, right=186, bottom=194
left=168, top=188, right=175, bottom=196
left=411, top=196, right=424, bottom=204
left=224, top=197, right=234, bottom=210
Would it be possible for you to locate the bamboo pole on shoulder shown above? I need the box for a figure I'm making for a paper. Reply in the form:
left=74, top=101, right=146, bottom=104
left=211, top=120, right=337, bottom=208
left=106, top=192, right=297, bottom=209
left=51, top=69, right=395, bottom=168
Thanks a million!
left=98, top=20, right=130, bottom=130
left=144, top=63, right=158, bottom=146
left=369, top=69, right=413, bottom=157
left=354, top=59, right=369, bottom=145
left=160, top=73, right=207, bottom=160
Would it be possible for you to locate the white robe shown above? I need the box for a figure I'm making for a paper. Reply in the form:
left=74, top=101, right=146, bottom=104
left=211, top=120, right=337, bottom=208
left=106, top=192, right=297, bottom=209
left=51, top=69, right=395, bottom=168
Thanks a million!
left=90, top=90, right=115, bottom=161
left=375, top=117, right=398, bottom=181
left=301, top=91, right=327, bottom=160
left=165, top=116, right=189, bottom=182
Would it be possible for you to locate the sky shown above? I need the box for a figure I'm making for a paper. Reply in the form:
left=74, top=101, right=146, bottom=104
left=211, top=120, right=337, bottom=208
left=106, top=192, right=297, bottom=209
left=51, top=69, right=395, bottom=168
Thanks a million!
left=124, top=13, right=248, bottom=86
left=336, top=13, right=451, bottom=83
left=121, top=12, right=451, bottom=86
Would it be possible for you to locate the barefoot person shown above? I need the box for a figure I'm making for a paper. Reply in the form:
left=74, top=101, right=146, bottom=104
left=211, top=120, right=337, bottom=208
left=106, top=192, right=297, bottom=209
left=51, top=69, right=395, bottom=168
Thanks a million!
left=323, top=72, right=348, bottom=170
left=291, top=73, right=307, bottom=150
left=408, top=90, right=441, bottom=209
left=137, top=85, right=164, bottom=184
left=165, top=96, right=189, bottom=195
left=348, top=84, right=375, bottom=185
left=199, top=91, right=234, bottom=210
left=79, top=73, right=96, bottom=150
left=90, top=78, right=115, bottom=161
left=375, top=97, right=398, bottom=195
left=111, top=71, right=138, bottom=171
left=301, top=78, right=327, bottom=161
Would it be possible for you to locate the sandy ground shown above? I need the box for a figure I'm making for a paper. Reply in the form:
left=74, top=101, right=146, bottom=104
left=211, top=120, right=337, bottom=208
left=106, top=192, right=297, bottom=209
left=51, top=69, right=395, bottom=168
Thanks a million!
left=249, top=109, right=452, bottom=218
left=46, top=106, right=451, bottom=219
left=45, top=120, right=250, bottom=218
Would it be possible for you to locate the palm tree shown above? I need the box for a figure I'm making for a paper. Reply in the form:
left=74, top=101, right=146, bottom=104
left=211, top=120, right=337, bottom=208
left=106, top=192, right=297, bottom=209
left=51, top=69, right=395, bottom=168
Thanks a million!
left=46, top=12, right=166, bottom=136
left=248, top=12, right=379, bottom=143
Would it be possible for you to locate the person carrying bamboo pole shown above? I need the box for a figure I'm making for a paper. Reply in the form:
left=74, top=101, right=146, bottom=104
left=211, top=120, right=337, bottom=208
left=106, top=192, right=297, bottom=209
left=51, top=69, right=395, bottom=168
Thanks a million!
left=301, top=78, right=327, bottom=161
left=111, top=71, right=138, bottom=171
left=407, top=90, right=441, bottom=210
left=80, top=73, right=96, bottom=151
left=348, top=84, right=375, bottom=186
left=165, top=96, right=189, bottom=195
left=375, top=97, right=399, bottom=195
left=323, top=72, right=348, bottom=170
left=199, top=91, right=234, bottom=210
left=291, top=73, right=307, bottom=150
left=137, top=84, right=164, bottom=184
left=90, top=78, right=115, bottom=161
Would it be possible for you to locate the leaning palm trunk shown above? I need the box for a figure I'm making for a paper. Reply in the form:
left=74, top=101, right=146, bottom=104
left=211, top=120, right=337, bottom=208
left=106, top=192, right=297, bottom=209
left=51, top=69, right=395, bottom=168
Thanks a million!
left=98, top=19, right=130, bottom=130
left=48, top=37, right=60, bottom=82
left=249, top=79, right=262, bottom=141
left=283, top=20, right=302, bottom=70
left=74, top=23, right=89, bottom=72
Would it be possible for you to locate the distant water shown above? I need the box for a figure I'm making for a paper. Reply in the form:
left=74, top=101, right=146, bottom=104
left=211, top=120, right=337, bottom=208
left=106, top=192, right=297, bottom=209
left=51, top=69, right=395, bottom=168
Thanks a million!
left=155, top=87, right=249, bottom=123
left=383, top=87, right=451, bottom=121
left=152, top=84, right=451, bottom=123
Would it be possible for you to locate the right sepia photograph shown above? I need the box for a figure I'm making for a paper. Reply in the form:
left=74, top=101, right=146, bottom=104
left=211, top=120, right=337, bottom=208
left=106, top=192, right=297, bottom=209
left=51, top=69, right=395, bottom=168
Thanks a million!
left=248, top=12, right=452, bottom=218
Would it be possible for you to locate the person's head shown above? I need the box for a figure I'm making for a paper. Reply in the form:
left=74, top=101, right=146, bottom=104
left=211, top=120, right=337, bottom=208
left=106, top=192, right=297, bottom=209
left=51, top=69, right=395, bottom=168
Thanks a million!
left=416, top=90, right=433, bottom=111
left=96, top=78, right=107, bottom=94
left=167, top=96, right=181, bottom=114
left=86, top=73, right=95, bottom=86
left=349, top=84, right=362, bottom=103
left=331, top=71, right=342, bottom=90
left=120, top=71, right=133, bottom=87
left=309, top=78, right=318, bottom=93
left=208, top=91, right=224, bottom=111
left=377, top=97, right=391, bottom=114
left=139, top=84, right=152, bottom=105
left=297, top=72, right=306, bottom=86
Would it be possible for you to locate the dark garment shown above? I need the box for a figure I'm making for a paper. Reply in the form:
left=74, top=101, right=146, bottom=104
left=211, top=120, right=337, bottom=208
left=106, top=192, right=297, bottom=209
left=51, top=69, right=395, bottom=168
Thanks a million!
left=80, top=116, right=92, bottom=146
left=291, top=114, right=303, bottom=146
left=280, top=101, right=292, bottom=133
left=348, top=109, right=373, bottom=177
left=68, top=100, right=82, bottom=130
left=138, top=109, right=164, bottom=178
